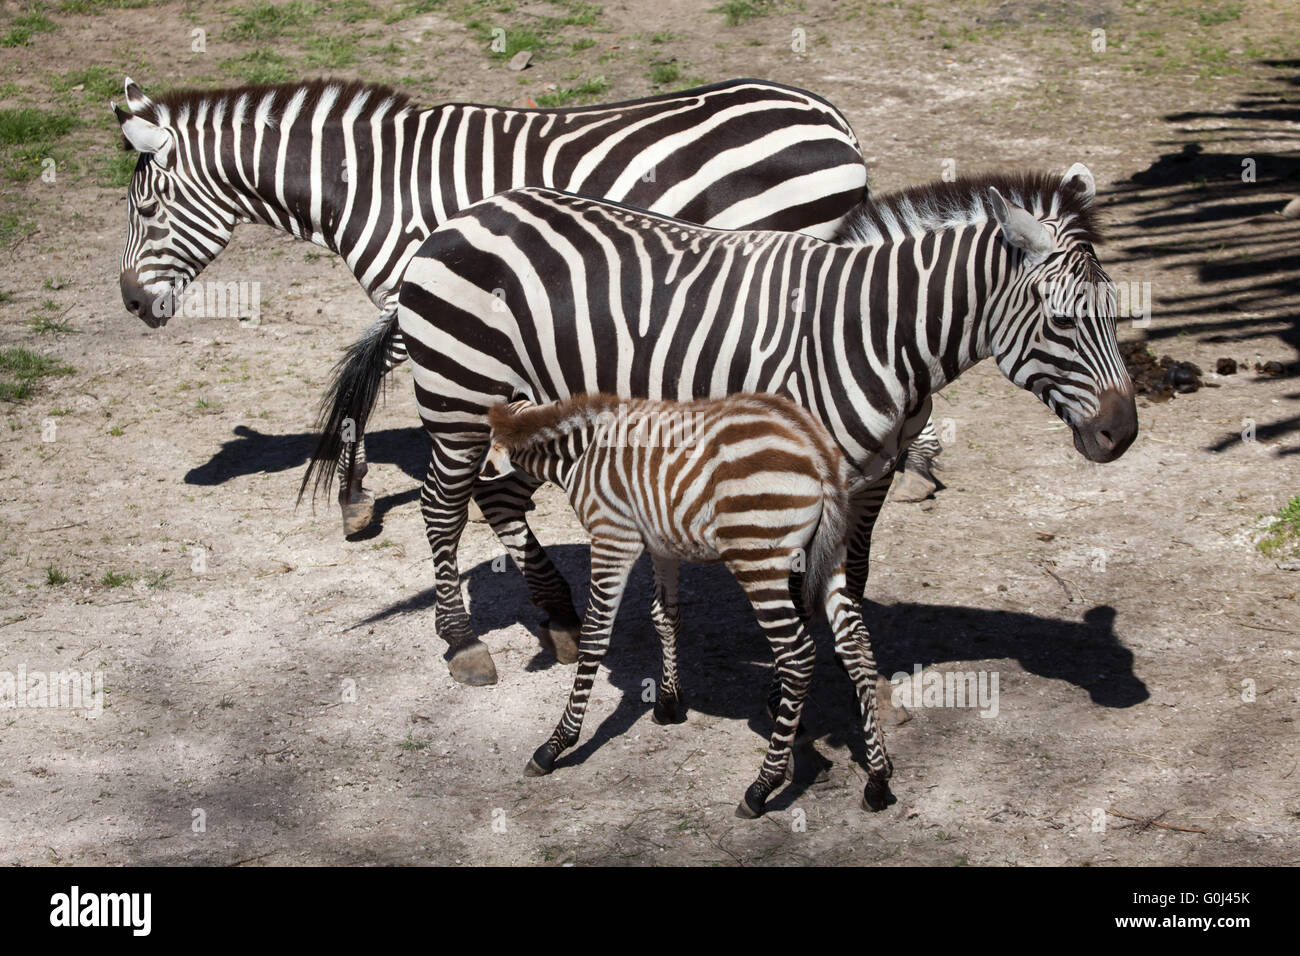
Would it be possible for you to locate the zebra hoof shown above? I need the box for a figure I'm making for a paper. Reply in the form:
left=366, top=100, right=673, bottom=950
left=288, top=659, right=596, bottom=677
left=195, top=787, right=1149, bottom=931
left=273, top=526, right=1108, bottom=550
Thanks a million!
left=861, top=778, right=895, bottom=812
left=735, top=782, right=769, bottom=818
left=652, top=695, right=685, bottom=725
left=447, top=641, right=498, bottom=686
left=890, top=469, right=937, bottom=503
left=545, top=623, right=581, bottom=665
left=525, top=744, right=556, bottom=776
left=341, top=492, right=375, bottom=536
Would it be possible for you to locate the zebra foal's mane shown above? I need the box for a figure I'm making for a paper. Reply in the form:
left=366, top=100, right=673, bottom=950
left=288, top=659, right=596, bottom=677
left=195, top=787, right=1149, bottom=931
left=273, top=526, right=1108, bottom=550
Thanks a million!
left=489, top=394, right=628, bottom=451
left=835, top=171, right=1102, bottom=246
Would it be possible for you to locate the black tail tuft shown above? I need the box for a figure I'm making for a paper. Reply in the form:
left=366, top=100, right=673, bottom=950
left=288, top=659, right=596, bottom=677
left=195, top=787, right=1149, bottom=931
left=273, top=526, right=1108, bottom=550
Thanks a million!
left=298, top=311, right=399, bottom=506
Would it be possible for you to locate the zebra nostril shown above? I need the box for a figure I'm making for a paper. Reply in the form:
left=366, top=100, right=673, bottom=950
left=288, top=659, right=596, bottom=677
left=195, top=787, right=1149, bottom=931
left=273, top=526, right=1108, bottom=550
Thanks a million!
left=126, top=299, right=142, bottom=315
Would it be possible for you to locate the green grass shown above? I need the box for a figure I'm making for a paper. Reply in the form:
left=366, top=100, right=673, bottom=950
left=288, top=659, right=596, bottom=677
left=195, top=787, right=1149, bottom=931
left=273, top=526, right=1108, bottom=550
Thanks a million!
left=0, top=210, right=28, bottom=247
left=0, top=107, right=78, bottom=182
left=227, top=0, right=319, bottom=40
left=304, top=33, right=359, bottom=69
left=100, top=569, right=133, bottom=588
left=648, top=60, right=681, bottom=85
left=98, top=150, right=137, bottom=188
left=546, top=1, right=600, bottom=27
left=472, top=21, right=542, bottom=60
left=536, top=75, right=609, bottom=107
left=1, top=10, right=57, bottom=47
left=61, top=66, right=120, bottom=98
left=58, top=0, right=152, bottom=11
left=45, top=566, right=68, bottom=586
left=571, top=37, right=595, bottom=52
left=0, top=347, right=73, bottom=401
left=712, top=0, right=772, bottom=26
left=28, top=314, right=77, bottom=334
left=222, top=50, right=295, bottom=85
left=1257, top=496, right=1300, bottom=560
left=382, top=0, right=444, bottom=21
left=1189, top=2, right=1243, bottom=27
left=398, top=734, right=427, bottom=751
left=0, top=108, right=77, bottom=147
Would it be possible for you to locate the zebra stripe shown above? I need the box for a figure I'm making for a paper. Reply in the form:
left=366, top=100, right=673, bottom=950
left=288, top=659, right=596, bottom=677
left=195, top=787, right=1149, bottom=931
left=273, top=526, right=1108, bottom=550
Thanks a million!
left=395, top=169, right=1138, bottom=681
left=112, top=76, right=901, bottom=533
left=487, top=392, right=893, bottom=816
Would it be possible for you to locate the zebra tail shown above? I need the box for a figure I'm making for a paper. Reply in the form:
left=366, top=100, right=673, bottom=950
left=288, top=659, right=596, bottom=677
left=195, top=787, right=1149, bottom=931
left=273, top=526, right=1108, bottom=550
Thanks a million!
left=297, top=311, right=398, bottom=506
left=802, top=466, right=853, bottom=614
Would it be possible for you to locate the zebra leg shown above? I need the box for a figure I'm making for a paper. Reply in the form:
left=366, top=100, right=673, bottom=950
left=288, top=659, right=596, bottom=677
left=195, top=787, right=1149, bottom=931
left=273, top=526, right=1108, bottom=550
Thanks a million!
left=525, top=537, right=643, bottom=776
left=472, top=472, right=583, bottom=664
left=650, top=554, right=685, bottom=725
left=728, top=552, right=815, bottom=819
left=338, top=326, right=408, bottom=536
left=422, top=433, right=498, bottom=686
left=824, top=574, right=894, bottom=811
left=891, top=418, right=944, bottom=503
left=847, top=475, right=912, bottom=726
left=338, top=436, right=373, bottom=536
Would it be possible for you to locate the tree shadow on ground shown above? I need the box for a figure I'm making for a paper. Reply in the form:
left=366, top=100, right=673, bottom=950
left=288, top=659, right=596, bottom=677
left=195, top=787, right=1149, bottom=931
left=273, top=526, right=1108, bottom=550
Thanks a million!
left=1103, top=58, right=1300, bottom=452
left=353, top=544, right=1148, bottom=809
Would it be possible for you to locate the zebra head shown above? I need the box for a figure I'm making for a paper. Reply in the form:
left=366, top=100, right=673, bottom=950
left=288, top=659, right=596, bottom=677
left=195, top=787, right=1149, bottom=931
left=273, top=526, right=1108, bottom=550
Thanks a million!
left=114, top=79, right=237, bottom=328
left=985, top=165, right=1137, bottom=463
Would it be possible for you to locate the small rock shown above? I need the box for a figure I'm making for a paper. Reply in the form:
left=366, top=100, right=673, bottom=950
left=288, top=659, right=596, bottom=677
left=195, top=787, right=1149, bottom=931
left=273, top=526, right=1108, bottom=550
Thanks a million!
left=507, top=50, right=532, bottom=72
left=1215, top=357, right=1237, bottom=375
left=1277, top=559, right=1300, bottom=572
left=1282, top=197, right=1300, bottom=219
left=1036, top=532, right=1055, bottom=542
left=1256, top=360, right=1286, bottom=377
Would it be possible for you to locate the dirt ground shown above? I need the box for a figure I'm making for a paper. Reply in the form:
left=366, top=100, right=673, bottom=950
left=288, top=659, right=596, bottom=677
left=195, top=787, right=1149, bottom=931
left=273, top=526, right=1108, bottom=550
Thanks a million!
left=1, top=0, right=1297, bottom=865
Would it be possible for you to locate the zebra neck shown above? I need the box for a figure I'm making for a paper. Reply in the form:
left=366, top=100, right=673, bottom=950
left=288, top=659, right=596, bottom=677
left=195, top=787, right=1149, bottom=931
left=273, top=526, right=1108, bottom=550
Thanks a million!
left=208, top=103, right=430, bottom=303
left=846, top=222, right=1005, bottom=417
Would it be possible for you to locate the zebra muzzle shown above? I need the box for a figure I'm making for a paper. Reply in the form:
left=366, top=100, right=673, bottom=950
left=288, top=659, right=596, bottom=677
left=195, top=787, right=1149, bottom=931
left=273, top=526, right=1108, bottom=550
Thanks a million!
left=1071, top=387, right=1138, bottom=463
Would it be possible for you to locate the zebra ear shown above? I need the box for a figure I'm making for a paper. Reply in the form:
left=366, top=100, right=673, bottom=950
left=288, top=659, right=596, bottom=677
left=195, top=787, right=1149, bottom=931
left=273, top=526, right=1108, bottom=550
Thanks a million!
left=1062, top=163, right=1096, bottom=203
left=987, top=186, right=1053, bottom=264
left=123, top=77, right=154, bottom=115
left=481, top=443, right=515, bottom=480
left=116, top=110, right=175, bottom=169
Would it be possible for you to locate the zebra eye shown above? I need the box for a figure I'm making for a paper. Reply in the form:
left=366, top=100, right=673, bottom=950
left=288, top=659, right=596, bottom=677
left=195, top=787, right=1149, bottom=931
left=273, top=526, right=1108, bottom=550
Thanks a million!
left=137, top=201, right=159, bottom=218
left=1050, top=312, right=1077, bottom=328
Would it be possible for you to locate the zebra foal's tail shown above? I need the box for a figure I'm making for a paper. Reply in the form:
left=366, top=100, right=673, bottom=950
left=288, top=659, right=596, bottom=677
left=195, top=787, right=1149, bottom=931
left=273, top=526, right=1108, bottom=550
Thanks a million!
left=298, top=310, right=400, bottom=505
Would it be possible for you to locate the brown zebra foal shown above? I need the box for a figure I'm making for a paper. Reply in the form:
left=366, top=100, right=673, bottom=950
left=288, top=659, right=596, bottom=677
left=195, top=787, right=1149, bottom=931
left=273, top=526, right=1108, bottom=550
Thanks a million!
left=483, top=392, right=893, bottom=817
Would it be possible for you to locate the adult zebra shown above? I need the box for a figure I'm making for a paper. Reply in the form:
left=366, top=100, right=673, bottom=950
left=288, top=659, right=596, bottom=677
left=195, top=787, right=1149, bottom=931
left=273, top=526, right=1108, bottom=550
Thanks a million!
left=365, top=166, right=1136, bottom=685
left=110, top=76, right=892, bottom=537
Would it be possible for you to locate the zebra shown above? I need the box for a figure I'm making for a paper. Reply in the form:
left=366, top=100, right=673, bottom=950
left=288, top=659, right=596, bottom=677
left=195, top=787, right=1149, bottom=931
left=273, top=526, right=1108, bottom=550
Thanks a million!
left=365, top=165, right=1137, bottom=687
left=892, top=419, right=944, bottom=502
left=109, top=75, right=902, bottom=538
left=482, top=392, right=893, bottom=817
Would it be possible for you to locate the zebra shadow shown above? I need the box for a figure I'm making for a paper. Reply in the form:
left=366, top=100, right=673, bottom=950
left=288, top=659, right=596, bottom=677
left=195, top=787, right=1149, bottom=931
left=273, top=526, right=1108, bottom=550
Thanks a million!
left=359, top=544, right=1148, bottom=808
left=182, top=424, right=430, bottom=487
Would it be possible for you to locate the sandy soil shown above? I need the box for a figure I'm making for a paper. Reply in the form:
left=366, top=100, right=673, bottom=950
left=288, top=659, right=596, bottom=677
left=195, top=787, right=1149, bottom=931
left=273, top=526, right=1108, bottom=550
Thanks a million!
left=0, top=0, right=1297, bottom=865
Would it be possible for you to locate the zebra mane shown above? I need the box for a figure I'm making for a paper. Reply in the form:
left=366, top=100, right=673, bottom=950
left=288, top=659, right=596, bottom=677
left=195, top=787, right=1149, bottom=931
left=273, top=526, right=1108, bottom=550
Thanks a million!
left=122, top=78, right=416, bottom=140
left=835, top=171, right=1102, bottom=246
left=489, top=394, right=630, bottom=451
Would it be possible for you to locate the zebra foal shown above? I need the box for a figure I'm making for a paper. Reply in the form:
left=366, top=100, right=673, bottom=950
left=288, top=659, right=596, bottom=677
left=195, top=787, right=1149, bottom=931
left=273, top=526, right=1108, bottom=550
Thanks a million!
left=482, top=392, right=894, bottom=818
